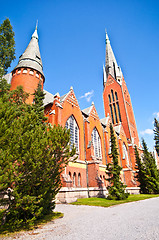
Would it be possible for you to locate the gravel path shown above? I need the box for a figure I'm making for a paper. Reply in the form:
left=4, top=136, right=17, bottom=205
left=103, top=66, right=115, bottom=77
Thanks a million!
left=2, top=197, right=159, bottom=240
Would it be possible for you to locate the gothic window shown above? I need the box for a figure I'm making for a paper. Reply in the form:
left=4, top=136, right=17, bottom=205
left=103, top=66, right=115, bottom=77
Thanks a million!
left=65, top=115, right=79, bottom=152
left=78, top=173, right=81, bottom=187
left=111, top=89, right=114, bottom=102
left=110, top=105, right=114, bottom=124
left=116, top=102, right=122, bottom=122
left=108, top=94, right=111, bottom=103
left=73, top=172, right=76, bottom=187
left=91, top=127, right=102, bottom=159
left=115, top=91, right=118, bottom=100
left=113, top=103, right=118, bottom=123
left=123, top=143, right=129, bottom=166
left=109, top=90, right=122, bottom=124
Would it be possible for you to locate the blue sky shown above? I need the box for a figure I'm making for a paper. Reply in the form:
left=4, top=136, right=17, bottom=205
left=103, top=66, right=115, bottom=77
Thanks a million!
left=1, top=0, right=159, bottom=151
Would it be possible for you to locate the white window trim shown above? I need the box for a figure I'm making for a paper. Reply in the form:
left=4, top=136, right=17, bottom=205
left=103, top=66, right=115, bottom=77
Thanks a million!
left=65, top=115, right=79, bottom=153
left=91, top=127, right=102, bottom=160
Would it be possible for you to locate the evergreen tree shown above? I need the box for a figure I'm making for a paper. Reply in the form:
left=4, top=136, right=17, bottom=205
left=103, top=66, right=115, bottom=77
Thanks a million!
left=154, top=118, right=159, bottom=156
left=0, top=85, right=75, bottom=230
left=135, top=139, right=159, bottom=194
left=0, top=75, right=10, bottom=99
left=32, top=81, right=47, bottom=124
left=106, top=124, right=128, bottom=200
left=142, top=139, right=159, bottom=194
left=134, top=146, right=149, bottom=193
left=0, top=18, right=15, bottom=74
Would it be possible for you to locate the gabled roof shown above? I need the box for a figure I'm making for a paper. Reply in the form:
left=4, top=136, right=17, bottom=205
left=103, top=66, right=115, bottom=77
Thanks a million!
left=43, top=90, right=54, bottom=106
left=82, top=106, right=93, bottom=116
left=43, top=87, right=80, bottom=108
left=13, top=25, right=44, bottom=78
left=100, top=116, right=110, bottom=126
left=114, top=123, right=122, bottom=135
left=82, top=102, right=99, bottom=120
left=60, top=93, right=68, bottom=102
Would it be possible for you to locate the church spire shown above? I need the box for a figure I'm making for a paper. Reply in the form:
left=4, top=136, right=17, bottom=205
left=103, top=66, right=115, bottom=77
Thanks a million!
left=32, top=21, right=38, bottom=40
left=104, top=31, right=122, bottom=82
left=14, top=23, right=44, bottom=78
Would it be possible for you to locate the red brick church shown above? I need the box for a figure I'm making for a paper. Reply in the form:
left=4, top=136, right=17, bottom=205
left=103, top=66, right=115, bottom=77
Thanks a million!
left=8, top=26, right=141, bottom=202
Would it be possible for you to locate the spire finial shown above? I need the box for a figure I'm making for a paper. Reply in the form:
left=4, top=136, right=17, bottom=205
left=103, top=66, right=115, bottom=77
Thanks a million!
left=36, top=20, right=38, bottom=30
left=105, top=30, right=110, bottom=44
left=32, top=21, right=38, bottom=39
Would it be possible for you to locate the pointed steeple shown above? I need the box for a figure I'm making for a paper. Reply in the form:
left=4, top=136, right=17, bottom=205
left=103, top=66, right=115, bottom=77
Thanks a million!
left=104, top=31, right=122, bottom=82
left=14, top=23, right=44, bottom=78
left=32, top=20, right=38, bottom=39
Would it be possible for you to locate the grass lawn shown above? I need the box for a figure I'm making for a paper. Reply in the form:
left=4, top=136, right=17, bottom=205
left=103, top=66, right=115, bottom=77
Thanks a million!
left=71, top=194, right=159, bottom=208
left=0, top=210, right=63, bottom=236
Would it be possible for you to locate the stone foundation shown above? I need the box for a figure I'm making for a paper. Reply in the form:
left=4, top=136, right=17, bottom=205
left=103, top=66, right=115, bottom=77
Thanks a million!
left=56, top=186, right=140, bottom=203
left=56, top=187, right=108, bottom=203
left=126, top=187, right=140, bottom=194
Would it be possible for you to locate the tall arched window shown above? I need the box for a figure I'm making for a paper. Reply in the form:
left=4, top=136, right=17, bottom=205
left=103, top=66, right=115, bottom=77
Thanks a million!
left=69, top=171, right=71, bottom=178
left=108, top=94, right=111, bottom=103
left=65, top=115, right=79, bottom=152
left=115, top=91, right=118, bottom=100
left=113, top=103, right=118, bottom=123
left=116, top=102, right=122, bottom=122
left=109, top=90, right=122, bottom=124
left=123, top=143, right=129, bottom=166
left=110, top=105, right=114, bottom=124
left=111, top=89, right=115, bottom=101
left=91, top=127, right=102, bottom=159
left=73, top=172, right=76, bottom=187
left=78, top=173, right=81, bottom=187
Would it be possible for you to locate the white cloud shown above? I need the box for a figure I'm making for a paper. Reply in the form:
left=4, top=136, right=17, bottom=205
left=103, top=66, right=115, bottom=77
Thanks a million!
left=140, top=129, right=154, bottom=135
left=79, top=90, right=94, bottom=102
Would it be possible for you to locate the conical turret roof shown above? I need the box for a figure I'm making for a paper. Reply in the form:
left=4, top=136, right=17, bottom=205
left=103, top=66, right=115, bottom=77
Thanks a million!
left=104, top=32, right=122, bottom=81
left=14, top=25, right=44, bottom=78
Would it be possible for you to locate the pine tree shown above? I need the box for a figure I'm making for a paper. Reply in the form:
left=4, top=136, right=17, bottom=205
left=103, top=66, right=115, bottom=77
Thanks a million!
left=32, top=81, right=47, bottom=125
left=142, top=139, right=159, bottom=194
left=0, top=85, right=76, bottom=230
left=0, top=18, right=15, bottom=74
left=154, top=118, right=159, bottom=156
left=106, top=124, right=128, bottom=200
left=134, top=146, right=149, bottom=193
left=135, top=139, right=159, bottom=194
left=0, top=76, right=10, bottom=100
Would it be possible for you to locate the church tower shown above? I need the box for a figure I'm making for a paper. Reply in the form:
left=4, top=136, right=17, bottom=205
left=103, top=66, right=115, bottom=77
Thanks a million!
left=10, top=25, right=45, bottom=103
left=103, top=32, right=140, bottom=169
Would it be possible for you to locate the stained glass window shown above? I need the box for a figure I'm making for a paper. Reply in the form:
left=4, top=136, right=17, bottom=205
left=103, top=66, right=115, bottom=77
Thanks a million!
left=65, top=115, right=79, bottom=152
left=91, top=127, right=102, bottom=159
